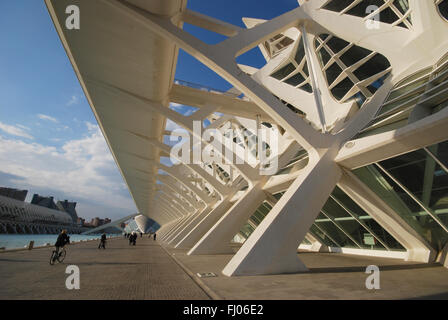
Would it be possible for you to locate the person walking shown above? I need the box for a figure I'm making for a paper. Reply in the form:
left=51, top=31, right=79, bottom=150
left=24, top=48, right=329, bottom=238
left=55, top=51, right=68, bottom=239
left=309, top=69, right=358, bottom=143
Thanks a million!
left=153, top=233, right=156, bottom=241
left=98, top=232, right=107, bottom=249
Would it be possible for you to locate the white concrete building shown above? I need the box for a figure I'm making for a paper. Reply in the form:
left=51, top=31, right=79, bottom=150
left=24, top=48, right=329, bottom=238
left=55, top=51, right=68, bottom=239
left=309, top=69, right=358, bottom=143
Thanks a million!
left=44, top=0, right=448, bottom=275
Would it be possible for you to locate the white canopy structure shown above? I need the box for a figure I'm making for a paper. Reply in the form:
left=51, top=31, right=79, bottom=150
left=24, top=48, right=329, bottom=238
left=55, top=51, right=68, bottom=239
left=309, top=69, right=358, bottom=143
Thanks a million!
left=45, top=0, right=448, bottom=275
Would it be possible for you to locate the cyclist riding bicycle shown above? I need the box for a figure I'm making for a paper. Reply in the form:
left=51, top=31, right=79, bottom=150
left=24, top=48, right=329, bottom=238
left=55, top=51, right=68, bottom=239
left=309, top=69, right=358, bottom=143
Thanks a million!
left=54, top=229, right=70, bottom=255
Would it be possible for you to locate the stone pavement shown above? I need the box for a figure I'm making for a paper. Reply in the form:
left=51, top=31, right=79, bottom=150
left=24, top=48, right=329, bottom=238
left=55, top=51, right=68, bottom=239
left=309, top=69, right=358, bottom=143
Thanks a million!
left=0, top=237, right=209, bottom=300
left=165, top=246, right=448, bottom=300
left=2, top=236, right=447, bottom=300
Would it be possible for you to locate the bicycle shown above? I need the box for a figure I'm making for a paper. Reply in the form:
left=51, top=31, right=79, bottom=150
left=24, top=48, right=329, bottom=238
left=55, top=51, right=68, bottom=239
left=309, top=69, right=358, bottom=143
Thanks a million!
left=49, top=246, right=66, bottom=265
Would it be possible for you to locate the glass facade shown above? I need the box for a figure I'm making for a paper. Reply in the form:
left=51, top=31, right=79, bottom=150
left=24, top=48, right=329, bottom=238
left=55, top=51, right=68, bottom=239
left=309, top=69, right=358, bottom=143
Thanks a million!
left=437, top=0, right=448, bottom=21
left=313, top=186, right=405, bottom=251
left=270, top=31, right=313, bottom=94
left=237, top=187, right=405, bottom=251
left=353, top=140, right=448, bottom=252
left=322, top=0, right=412, bottom=29
left=314, top=33, right=390, bottom=106
left=356, top=53, right=448, bottom=138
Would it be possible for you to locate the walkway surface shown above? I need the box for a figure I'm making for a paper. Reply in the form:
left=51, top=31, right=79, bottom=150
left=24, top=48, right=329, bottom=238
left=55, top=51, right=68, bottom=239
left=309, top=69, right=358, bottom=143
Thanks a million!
left=1, top=237, right=447, bottom=300
left=0, top=237, right=209, bottom=300
left=165, top=246, right=448, bottom=300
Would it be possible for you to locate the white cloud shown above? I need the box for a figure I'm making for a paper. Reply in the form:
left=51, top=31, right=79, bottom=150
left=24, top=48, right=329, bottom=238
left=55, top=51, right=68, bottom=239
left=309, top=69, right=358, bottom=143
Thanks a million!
left=66, top=95, right=79, bottom=106
left=0, top=122, right=34, bottom=140
left=17, top=124, right=31, bottom=131
left=0, top=125, right=136, bottom=219
left=37, top=114, right=58, bottom=123
left=85, top=121, right=99, bottom=132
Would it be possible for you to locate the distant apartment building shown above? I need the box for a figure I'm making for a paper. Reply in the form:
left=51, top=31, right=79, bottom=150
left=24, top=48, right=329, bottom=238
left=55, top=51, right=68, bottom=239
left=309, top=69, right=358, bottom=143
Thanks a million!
left=77, top=217, right=85, bottom=226
left=88, top=217, right=112, bottom=228
left=31, top=194, right=59, bottom=210
left=56, top=200, right=78, bottom=223
left=0, top=187, right=28, bottom=202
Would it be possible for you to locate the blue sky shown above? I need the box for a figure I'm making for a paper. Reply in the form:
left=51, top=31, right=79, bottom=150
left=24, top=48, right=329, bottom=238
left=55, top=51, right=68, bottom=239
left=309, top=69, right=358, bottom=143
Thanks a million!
left=0, top=0, right=298, bottom=221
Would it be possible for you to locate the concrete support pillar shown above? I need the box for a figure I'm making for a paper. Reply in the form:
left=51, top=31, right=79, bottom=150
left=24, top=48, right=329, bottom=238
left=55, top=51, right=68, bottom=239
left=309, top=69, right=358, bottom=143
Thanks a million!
left=174, top=199, right=234, bottom=249
left=165, top=213, right=199, bottom=244
left=188, top=185, right=267, bottom=255
left=162, top=216, right=190, bottom=242
left=158, top=221, right=176, bottom=238
left=168, top=207, right=213, bottom=245
left=265, top=192, right=327, bottom=253
left=222, top=154, right=341, bottom=276
left=160, top=219, right=182, bottom=240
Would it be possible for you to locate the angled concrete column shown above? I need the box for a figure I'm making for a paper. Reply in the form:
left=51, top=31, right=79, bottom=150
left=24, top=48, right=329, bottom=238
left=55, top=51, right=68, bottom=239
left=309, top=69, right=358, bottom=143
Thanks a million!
left=174, top=199, right=234, bottom=249
left=162, top=216, right=191, bottom=242
left=166, top=211, right=205, bottom=244
left=158, top=221, right=176, bottom=238
left=222, top=154, right=341, bottom=276
left=168, top=206, right=213, bottom=245
left=265, top=192, right=327, bottom=253
left=337, top=169, right=435, bottom=263
left=188, top=185, right=267, bottom=255
left=161, top=217, right=188, bottom=241
left=164, top=215, right=195, bottom=243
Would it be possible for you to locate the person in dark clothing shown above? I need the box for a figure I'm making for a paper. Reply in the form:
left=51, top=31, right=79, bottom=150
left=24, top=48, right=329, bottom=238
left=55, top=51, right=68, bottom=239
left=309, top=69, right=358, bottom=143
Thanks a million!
left=98, top=233, right=107, bottom=249
left=54, top=230, right=70, bottom=255
left=140, top=232, right=143, bottom=238
left=132, top=233, right=137, bottom=245
left=153, top=233, right=156, bottom=241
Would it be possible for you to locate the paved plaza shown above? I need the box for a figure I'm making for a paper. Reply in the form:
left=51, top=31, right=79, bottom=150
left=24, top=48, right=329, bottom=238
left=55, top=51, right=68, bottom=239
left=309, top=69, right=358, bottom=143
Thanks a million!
left=0, top=238, right=447, bottom=300
left=0, top=237, right=209, bottom=300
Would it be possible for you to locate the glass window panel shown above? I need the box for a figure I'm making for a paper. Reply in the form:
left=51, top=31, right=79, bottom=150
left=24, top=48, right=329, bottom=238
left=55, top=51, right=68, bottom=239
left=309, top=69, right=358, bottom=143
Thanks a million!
left=294, top=38, right=305, bottom=64
left=322, top=197, right=351, bottom=219
left=303, top=62, right=309, bottom=77
left=340, top=45, right=371, bottom=66
left=380, top=148, right=448, bottom=219
left=315, top=220, right=358, bottom=248
left=273, top=192, right=285, bottom=200
left=323, top=0, right=354, bottom=13
left=393, top=0, right=409, bottom=15
left=331, top=77, right=354, bottom=101
left=271, top=63, right=295, bottom=80
left=326, top=36, right=350, bottom=54
left=338, top=219, right=385, bottom=249
left=438, top=0, right=448, bottom=20
left=380, top=149, right=428, bottom=198
left=377, top=7, right=400, bottom=24
left=317, top=47, right=331, bottom=66
left=325, top=62, right=343, bottom=85
left=284, top=73, right=305, bottom=86
left=250, top=216, right=262, bottom=226
left=309, top=224, right=338, bottom=247
left=332, top=186, right=405, bottom=250
left=353, top=164, right=448, bottom=251
left=301, top=83, right=313, bottom=93
left=239, top=223, right=255, bottom=238
left=353, top=54, right=391, bottom=81
left=386, top=76, right=429, bottom=101
left=301, top=237, right=311, bottom=245
left=427, top=140, right=448, bottom=169
left=346, top=0, right=384, bottom=18
left=363, top=217, right=406, bottom=250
